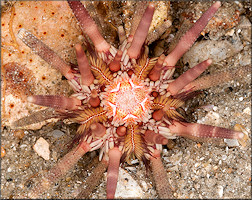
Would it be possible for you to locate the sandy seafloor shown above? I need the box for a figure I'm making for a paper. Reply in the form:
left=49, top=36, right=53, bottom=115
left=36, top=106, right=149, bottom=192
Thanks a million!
left=1, top=1, right=251, bottom=199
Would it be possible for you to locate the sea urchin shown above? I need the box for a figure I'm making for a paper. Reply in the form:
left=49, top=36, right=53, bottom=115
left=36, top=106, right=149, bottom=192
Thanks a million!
left=10, top=1, right=249, bottom=199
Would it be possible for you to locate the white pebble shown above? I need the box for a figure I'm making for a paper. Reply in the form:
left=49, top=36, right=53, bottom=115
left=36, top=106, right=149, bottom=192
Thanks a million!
left=51, top=130, right=64, bottom=138
left=217, top=185, right=224, bottom=198
left=225, top=29, right=234, bottom=36
left=224, top=139, right=239, bottom=147
left=222, top=155, right=227, bottom=160
left=239, top=97, right=243, bottom=101
left=194, top=163, right=200, bottom=168
left=243, top=107, right=251, bottom=115
left=7, top=167, right=12, bottom=172
left=115, top=168, right=144, bottom=198
left=199, top=157, right=205, bottom=161
left=141, top=181, right=148, bottom=191
left=33, top=137, right=50, bottom=160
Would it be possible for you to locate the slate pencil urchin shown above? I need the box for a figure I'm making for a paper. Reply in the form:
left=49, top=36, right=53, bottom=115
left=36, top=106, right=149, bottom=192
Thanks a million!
left=9, top=0, right=250, bottom=199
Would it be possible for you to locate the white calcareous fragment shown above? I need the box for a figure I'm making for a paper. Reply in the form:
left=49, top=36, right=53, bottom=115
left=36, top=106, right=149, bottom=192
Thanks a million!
left=243, top=107, right=251, bottom=115
left=33, top=137, right=50, bottom=160
left=51, top=130, right=64, bottom=138
left=114, top=168, right=144, bottom=198
left=224, top=138, right=239, bottom=147
left=217, top=185, right=224, bottom=198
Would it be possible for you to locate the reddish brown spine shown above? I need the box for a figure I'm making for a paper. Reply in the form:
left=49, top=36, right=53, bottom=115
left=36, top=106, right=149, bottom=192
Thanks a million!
left=27, top=141, right=91, bottom=198
left=109, top=50, right=122, bottom=72
left=75, top=43, right=94, bottom=86
left=164, top=1, right=221, bottom=66
left=149, top=54, right=165, bottom=81
left=150, top=150, right=174, bottom=199
left=76, top=159, right=108, bottom=199
left=68, top=0, right=110, bottom=52
left=17, top=28, right=74, bottom=80
left=27, top=95, right=81, bottom=110
left=167, top=59, right=212, bottom=95
left=106, top=147, right=122, bottom=199
left=89, top=89, right=101, bottom=108
left=127, top=3, right=155, bottom=59
left=169, top=121, right=244, bottom=139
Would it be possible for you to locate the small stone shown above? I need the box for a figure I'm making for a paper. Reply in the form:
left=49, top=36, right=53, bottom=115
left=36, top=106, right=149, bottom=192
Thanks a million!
left=19, top=144, right=27, bottom=148
left=194, top=163, right=200, bottom=168
left=52, top=151, right=58, bottom=161
left=115, top=168, right=143, bottom=198
left=130, top=159, right=139, bottom=165
left=224, top=138, right=239, bottom=147
left=222, top=155, right=227, bottom=160
left=33, top=137, right=50, bottom=160
left=124, top=166, right=137, bottom=172
left=51, top=130, right=65, bottom=138
left=167, top=165, right=179, bottom=172
left=225, top=29, right=235, bottom=36
left=197, top=111, right=220, bottom=125
left=234, top=124, right=249, bottom=147
left=199, top=157, right=204, bottom=161
left=141, top=181, right=148, bottom=191
left=13, top=130, right=25, bottom=139
left=65, top=177, right=71, bottom=182
left=239, top=97, right=243, bottom=101
left=227, top=168, right=233, bottom=174
left=169, top=151, right=183, bottom=165
left=243, top=107, right=251, bottom=115
left=183, top=40, right=243, bottom=67
left=1, top=146, right=6, bottom=158
left=217, top=185, right=224, bottom=198
left=166, top=139, right=175, bottom=149
left=7, top=167, right=12, bottom=172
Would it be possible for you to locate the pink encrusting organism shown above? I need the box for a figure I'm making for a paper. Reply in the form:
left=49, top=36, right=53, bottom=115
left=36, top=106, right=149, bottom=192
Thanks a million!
left=12, top=1, right=248, bottom=199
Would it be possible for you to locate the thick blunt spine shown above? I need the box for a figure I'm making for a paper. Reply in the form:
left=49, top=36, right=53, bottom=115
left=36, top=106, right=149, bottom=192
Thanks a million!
left=164, top=1, right=221, bottom=66
left=89, top=89, right=101, bottom=108
left=109, top=50, right=122, bottom=72
left=17, top=28, right=74, bottom=80
left=106, top=147, right=122, bottom=199
left=127, top=3, right=155, bottom=59
left=128, top=1, right=148, bottom=42
left=184, top=65, right=250, bottom=92
left=68, top=0, right=110, bottom=53
left=169, top=121, right=244, bottom=139
left=75, top=43, right=94, bottom=86
left=27, top=95, right=81, bottom=110
left=27, top=141, right=91, bottom=198
left=150, top=150, right=174, bottom=199
left=76, top=159, right=108, bottom=199
left=167, top=59, right=212, bottom=95
left=149, top=54, right=165, bottom=81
